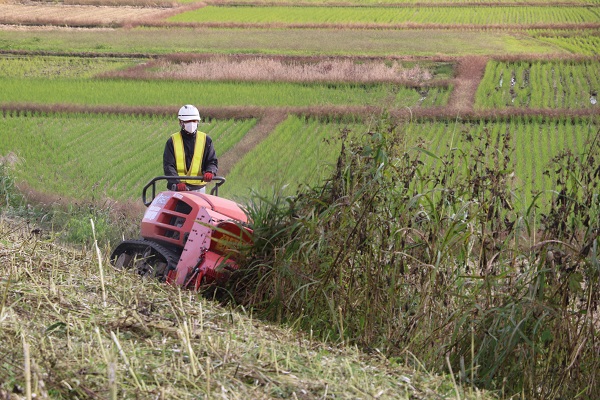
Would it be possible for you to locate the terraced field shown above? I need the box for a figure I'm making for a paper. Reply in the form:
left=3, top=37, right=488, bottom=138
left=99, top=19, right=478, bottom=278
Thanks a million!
left=0, top=0, right=598, bottom=203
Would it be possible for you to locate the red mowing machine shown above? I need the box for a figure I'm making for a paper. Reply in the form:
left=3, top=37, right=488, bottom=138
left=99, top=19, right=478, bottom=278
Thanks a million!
left=110, top=176, right=252, bottom=290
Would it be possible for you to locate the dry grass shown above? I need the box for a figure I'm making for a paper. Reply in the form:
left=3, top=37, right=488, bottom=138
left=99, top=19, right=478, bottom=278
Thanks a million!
left=447, top=55, right=488, bottom=113
left=105, top=56, right=435, bottom=84
left=0, top=3, right=172, bottom=26
left=0, top=214, right=490, bottom=399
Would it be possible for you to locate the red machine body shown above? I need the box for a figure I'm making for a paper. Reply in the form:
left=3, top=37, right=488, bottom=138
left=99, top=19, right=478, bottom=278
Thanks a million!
left=110, top=176, right=252, bottom=290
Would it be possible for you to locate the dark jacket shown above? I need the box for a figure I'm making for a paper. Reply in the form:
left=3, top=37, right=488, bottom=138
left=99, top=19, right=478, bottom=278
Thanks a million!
left=163, top=129, right=218, bottom=189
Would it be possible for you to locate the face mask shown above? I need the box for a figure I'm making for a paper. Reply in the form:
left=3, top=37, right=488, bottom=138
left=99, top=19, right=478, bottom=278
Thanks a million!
left=183, top=121, right=198, bottom=134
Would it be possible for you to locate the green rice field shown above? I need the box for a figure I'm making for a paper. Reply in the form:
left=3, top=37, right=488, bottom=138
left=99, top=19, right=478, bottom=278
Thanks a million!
left=476, top=59, right=600, bottom=109
left=170, top=6, right=600, bottom=26
left=407, top=116, right=598, bottom=206
left=0, top=113, right=256, bottom=201
left=2, top=113, right=596, bottom=207
left=0, top=77, right=450, bottom=108
left=532, top=31, right=600, bottom=56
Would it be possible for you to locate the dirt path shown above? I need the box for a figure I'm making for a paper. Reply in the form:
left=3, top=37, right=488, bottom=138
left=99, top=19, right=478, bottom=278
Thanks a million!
left=447, top=55, right=489, bottom=114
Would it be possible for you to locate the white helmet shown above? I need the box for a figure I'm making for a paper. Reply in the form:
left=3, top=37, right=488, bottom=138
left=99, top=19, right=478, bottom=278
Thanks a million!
left=178, top=104, right=200, bottom=121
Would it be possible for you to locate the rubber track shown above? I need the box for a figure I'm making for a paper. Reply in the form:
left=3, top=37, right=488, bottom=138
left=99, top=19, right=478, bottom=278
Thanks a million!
left=110, top=238, right=180, bottom=281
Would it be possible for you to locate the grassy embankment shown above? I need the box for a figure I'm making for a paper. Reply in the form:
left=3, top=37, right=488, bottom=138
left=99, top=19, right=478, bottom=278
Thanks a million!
left=0, top=208, right=487, bottom=399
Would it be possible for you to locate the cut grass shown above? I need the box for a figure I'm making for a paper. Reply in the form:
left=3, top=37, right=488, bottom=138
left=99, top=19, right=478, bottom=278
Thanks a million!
left=0, top=27, right=566, bottom=56
left=0, top=214, right=490, bottom=399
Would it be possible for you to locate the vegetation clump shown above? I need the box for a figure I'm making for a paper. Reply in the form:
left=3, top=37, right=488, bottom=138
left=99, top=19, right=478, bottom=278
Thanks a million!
left=229, top=117, right=600, bottom=399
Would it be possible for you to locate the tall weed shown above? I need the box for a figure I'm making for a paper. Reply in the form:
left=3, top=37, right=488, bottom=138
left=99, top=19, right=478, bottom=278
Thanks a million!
left=230, top=118, right=600, bottom=399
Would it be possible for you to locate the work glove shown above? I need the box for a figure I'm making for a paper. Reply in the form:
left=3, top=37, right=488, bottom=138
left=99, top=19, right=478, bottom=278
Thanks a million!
left=174, top=183, right=187, bottom=191
left=203, top=172, right=214, bottom=182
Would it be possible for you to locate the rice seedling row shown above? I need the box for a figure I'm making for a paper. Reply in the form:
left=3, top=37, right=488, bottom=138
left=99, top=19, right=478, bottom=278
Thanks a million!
left=532, top=32, right=600, bottom=55
left=225, top=115, right=598, bottom=205
left=170, top=6, right=600, bottom=26
left=475, top=59, right=600, bottom=109
left=210, top=118, right=258, bottom=155
left=224, top=115, right=357, bottom=199
left=0, top=77, right=449, bottom=108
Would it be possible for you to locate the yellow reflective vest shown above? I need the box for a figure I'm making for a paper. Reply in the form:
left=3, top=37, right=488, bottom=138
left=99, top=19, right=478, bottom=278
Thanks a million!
left=171, top=131, right=207, bottom=185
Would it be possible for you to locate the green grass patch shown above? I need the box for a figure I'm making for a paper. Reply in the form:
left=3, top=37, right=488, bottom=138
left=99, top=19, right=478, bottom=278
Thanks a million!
left=0, top=28, right=565, bottom=56
left=0, top=55, right=139, bottom=78
left=170, top=5, right=600, bottom=26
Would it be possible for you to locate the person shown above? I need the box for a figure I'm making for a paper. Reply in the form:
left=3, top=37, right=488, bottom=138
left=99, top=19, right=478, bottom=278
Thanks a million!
left=163, top=104, right=218, bottom=193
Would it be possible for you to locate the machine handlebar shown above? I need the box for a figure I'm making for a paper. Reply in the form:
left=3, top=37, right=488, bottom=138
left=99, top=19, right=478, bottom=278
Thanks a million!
left=142, top=176, right=226, bottom=207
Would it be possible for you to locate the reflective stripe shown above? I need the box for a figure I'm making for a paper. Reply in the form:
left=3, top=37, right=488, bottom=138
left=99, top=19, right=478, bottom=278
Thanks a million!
left=171, top=131, right=207, bottom=185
